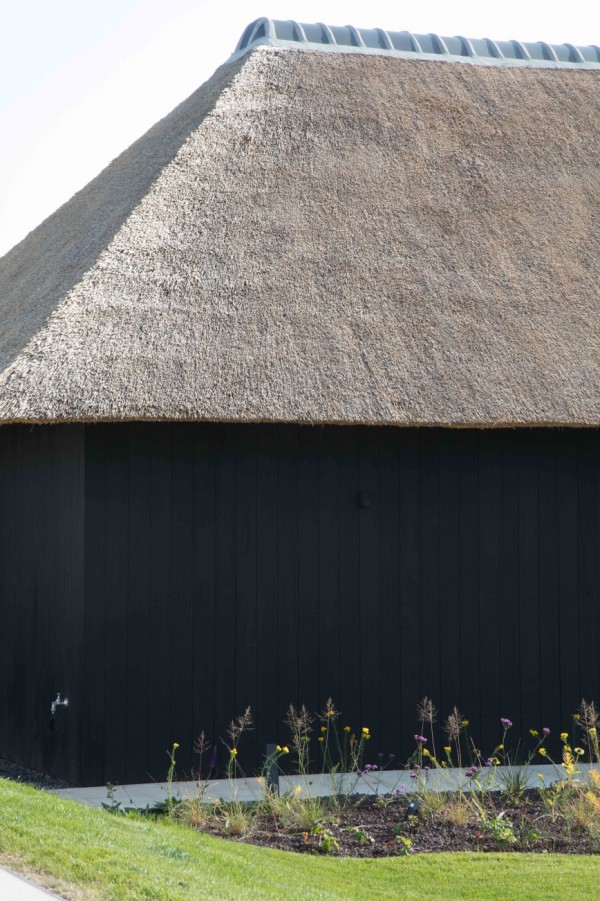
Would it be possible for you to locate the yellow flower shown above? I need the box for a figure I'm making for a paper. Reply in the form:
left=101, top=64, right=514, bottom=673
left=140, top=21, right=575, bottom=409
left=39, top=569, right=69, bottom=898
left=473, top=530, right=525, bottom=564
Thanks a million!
left=282, top=746, right=289, bottom=754
left=491, top=757, right=500, bottom=766
left=343, top=726, right=351, bottom=733
left=441, top=761, right=447, bottom=768
left=443, top=746, right=452, bottom=754
left=565, top=745, right=572, bottom=752
left=560, top=732, right=568, bottom=742
left=230, top=748, right=238, bottom=757
left=318, top=736, right=324, bottom=743
left=529, top=730, right=539, bottom=737
left=321, top=726, right=327, bottom=733
left=573, top=714, right=581, bottom=721
left=362, top=727, right=370, bottom=734
left=276, top=745, right=281, bottom=751
left=462, top=720, right=469, bottom=727
left=422, top=748, right=430, bottom=757
left=498, top=744, right=504, bottom=750
left=575, top=747, right=585, bottom=756
left=326, top=709, right=335, bottom=717
left=173, top=742, right=179, bottom=749
left=589, top=727, right=597, bottom=735
left=538, top=748, right=547, bottom=756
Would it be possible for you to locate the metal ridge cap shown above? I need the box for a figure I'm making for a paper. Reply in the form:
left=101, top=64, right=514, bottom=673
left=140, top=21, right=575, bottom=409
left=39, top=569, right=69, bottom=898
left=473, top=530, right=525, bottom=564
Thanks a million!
left=230, top=18, right=600, bottom=69
left=229, top=40, right=600, bottom=70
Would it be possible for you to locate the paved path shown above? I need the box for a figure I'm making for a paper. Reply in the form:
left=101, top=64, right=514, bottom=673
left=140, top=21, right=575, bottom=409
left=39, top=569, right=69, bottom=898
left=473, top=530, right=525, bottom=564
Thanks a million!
left=0, top=866, right=61, bottom=899
left=53, top=763, right=589, bottom=810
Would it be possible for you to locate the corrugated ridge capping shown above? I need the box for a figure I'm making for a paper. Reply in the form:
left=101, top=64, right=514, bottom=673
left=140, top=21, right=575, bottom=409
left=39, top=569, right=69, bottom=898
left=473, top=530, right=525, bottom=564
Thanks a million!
left=232, top=18, right=600, bottom=69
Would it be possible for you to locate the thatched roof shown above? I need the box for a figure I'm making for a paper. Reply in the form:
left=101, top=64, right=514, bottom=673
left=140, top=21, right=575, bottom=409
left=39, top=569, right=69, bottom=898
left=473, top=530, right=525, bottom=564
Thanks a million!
left=1, top=29, right=599, bottom=426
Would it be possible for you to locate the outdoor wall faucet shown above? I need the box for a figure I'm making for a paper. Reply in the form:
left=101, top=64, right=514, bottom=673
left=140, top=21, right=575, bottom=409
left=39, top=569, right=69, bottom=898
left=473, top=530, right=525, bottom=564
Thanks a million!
left=50, top=693, right=69, bottom=716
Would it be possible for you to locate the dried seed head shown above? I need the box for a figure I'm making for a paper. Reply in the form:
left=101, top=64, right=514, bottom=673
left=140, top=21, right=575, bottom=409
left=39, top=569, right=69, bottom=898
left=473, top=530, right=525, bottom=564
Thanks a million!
left=417, top=696, right=437, bottom=726
left=285, top=703, right=313, bottom=755
left=445, top=706, right=464, bottom=741
left=577, top=699, right=599, bottom=749
left=227, top=706, right=253, bottom=743
left=319, top=698, right=339, bottom=723
left=193, top=730, right=209, bottom=756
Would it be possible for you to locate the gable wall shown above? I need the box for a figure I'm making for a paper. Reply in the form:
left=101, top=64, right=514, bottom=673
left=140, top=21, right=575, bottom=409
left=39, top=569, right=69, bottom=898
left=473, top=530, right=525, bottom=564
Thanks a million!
left=1, top=422, right=598, bottom=785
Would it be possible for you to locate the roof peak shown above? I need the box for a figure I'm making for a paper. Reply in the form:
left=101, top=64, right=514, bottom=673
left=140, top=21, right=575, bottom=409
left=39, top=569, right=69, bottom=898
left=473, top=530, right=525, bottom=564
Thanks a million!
left=233, top=18, right=600, bottom=69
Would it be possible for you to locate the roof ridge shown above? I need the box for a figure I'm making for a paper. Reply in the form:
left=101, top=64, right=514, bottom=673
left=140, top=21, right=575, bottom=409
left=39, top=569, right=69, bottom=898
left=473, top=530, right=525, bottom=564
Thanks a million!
left=232, top=18, right=600, bottom=69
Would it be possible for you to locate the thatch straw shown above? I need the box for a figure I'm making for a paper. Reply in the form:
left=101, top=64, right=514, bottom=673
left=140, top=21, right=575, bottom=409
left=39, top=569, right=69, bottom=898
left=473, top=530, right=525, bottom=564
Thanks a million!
left=0, top=47, right=598, bottom=426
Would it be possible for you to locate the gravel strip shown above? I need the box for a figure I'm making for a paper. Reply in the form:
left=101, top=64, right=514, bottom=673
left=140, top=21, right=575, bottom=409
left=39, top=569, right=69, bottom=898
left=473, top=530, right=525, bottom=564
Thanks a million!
left=0, top=758, right=71, bottom=791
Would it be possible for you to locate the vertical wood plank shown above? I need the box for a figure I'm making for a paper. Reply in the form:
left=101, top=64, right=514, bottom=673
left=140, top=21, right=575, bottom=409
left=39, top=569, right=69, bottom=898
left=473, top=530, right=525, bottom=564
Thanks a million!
left=577, top=432, right=599, bottom=704
left=518, top=431, right=540, bottom=735
left=418, top=430, right=440, bottom=730
left=398, top=430, right=420, bottom=758
left=275, top=426, right=299, bottom=736
left=338, top=428, right=363, bottom=737
left=358, top=427, right=382, bottom=743
left=126, top=423, right=152, bottom=782
left=146, top=423, right=173, bottom=779
left=171, top=424, right=195, bottom=775
left=318, top=428, right=340, bottom=710
left=499, top=432, right=521, bottom=732
left=438, top=430, right=461, bottom=742
left=557, top=432, right=579, bottom=727
left=458, top=431, right=480, bottom=737
left=212, top=425, right=237, bottom=756
left=103, top=425, right=130, bottom=783
left=538, top=430, right=560, bottom=733
left=255, top=425, right=279, bottom=755
left=82, top=425, right=107, bottom=785
left=478, top=431, right=502, bottom=750
left=296, top=426, right=321, bottom=721
left=192, top=424, right=217, bottom=771
left=378, top=428, right=401, bottom=759
left=235, top=426, right=258, bottom=764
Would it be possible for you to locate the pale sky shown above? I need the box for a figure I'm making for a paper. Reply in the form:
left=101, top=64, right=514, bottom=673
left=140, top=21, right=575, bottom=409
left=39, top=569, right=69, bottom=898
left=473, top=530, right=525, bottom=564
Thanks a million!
left=1, top=0, right=599, bottom=257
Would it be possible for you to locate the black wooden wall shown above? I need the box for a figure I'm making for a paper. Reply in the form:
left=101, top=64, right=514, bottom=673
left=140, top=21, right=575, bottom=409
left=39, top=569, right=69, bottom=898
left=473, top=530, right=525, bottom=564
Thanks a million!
left=1, top=423, right=599, bottom=785
left=0, top=425, right=85, bottom=783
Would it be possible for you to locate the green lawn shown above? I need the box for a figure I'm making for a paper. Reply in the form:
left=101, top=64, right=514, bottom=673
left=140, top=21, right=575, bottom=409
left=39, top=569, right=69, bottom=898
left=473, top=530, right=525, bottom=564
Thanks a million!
left=1, top=778, right=599, bottom=900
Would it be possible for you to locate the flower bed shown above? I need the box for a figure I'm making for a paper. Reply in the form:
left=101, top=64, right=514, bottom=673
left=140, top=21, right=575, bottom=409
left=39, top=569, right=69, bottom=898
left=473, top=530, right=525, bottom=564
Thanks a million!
left=152, top=697, right=600, bottom=857
left=194, top=788, right=600, bottom=856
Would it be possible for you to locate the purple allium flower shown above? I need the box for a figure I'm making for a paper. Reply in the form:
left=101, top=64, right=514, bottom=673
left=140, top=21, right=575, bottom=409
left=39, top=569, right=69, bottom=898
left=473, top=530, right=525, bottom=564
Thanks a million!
left=500, top=718, right=513, bottom=729
left=356, top=769, right=364, bottom=777
left=484, top=758, right=493, bottom=767
left=393, top=785, right=406, bottom=796
left=465, top=766, right=480, bottom=778
left=414, top=734, right=427, bottom=744
left=543, top=727, right=551, bottom=736
left=424, top=766, right=430, bottom=771
left=410, top=772, right=418, bottom=779
left=209, top=745, right=218, bottom=769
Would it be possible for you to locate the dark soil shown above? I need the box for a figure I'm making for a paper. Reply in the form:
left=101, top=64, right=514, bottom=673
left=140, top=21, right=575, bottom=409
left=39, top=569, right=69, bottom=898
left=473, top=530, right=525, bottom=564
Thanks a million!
left=200, top=791, right=600, bottom=857
left=0, top=757, right=71, bottom=790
